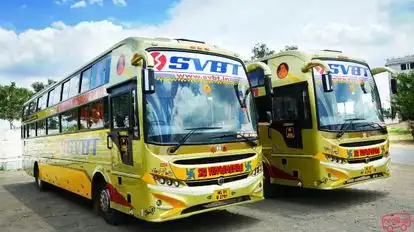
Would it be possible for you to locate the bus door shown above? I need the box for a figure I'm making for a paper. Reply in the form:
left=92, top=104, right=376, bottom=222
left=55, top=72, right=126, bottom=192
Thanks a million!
left=269, top=81, right=311, bottom=150
left=107, top=80, right=141, bottom=183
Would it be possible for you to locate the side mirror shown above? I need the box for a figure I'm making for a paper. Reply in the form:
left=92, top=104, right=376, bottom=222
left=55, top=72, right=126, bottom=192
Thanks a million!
left=264, top=76, right=273, bottom=96
left=142, top=68, right=155, bottom=94
left=391, top=78, right=397, bottom=94
left=322, top=73, right=333, bottom=92
left=265, top=111, right=272, bottom=124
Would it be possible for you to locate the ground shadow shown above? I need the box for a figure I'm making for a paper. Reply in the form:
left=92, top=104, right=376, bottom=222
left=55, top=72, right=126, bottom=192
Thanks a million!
left=241, top=185, right=389, bottom=215
left=4, top=181, right=260, bottom=232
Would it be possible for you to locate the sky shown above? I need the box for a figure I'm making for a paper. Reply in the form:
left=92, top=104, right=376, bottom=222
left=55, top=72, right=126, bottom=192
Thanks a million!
left=0, top=0, right=414, bottom=129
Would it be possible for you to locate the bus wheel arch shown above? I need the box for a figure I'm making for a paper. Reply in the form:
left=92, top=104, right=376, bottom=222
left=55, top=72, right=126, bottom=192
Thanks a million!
left=91, top=172, right=123, bottom=225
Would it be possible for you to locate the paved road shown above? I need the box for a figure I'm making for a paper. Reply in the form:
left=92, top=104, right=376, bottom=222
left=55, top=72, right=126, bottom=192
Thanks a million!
left=390, top=144, right=414, bottom=164
left=1, top=165, right=414, bottom=232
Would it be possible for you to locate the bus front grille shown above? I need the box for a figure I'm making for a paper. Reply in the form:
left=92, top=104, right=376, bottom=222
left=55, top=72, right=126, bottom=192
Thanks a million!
left=173, top=153, right=256, bottom=165
left=347, top=155, right=383, bottom=164
left=181, top=195, right=251, bottom=215
left=340, top=139, right=386, bottom=147
left=186, top=174, right=249, bottom=187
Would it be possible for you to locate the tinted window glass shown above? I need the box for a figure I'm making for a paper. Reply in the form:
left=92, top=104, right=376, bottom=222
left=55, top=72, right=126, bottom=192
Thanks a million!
left=47, top=115, right=60, bottom=135
left=69, top=75, right=80, bottom=98
left=91, top=56, right=111, bottom=89
left=81, top=68, right=91, bottom=93
left=37, top=95, right=47, bottom=111
left=36, top=120, right=46, bottom=136
left=61, top=80, right=70, bottom=101
left=29, top=123, right=36, bottom=137
left=61, top=110, right=78, bottom=132
left=90, top=101, right=104, bottom=129
left=248, top=68, right=265, bottom=87
left=29, top=102, right=36, bottom=115
left=112, top=93, right=131, bottom=129
left=79, top=106, right=89, bottom=130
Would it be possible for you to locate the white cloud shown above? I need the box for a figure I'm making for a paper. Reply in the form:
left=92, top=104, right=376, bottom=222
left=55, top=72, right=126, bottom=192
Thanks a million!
left=113, top=0, right=127, bottom=7
left=89, top=0, right=103, bottom=6
left=70, top=0, right=87, bottom=8
left=55, top=0, right=69, bottom=5
left=0, top=0, right=413, bottom=104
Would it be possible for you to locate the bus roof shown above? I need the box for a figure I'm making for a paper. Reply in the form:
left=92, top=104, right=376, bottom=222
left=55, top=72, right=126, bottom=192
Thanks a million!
left=24, top=36, right=241, bottom=105
left=255, top=49, right=368, bottom=64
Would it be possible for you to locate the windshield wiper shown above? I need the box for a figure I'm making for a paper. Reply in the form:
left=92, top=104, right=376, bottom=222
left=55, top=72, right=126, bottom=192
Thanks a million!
left=169, top=126, right=223, bottom=153
left=209, top=132, right=257, bottom=147
left=358, top=122, right=387, bottom=133
left=336, top=117, right=365, bottom=138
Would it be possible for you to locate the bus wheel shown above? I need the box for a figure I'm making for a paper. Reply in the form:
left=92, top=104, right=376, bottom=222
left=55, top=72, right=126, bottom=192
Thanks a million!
left=263, top=166, right=276, bottom=198
left=34, top=164, right=47, bottom=191
left=93, top=183, right=123, bottom=225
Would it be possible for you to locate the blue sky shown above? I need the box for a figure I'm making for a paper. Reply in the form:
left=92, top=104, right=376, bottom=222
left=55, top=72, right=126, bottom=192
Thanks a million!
left=0, top=0, right=177, bottom=32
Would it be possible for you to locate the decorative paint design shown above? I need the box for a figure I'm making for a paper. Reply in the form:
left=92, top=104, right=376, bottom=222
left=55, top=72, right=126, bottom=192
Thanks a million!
left=185, top=161, right=252, bottom=180
left=117, top=54, right=125, bottom=75
left=60, top=138, right=100, bottom=156
left=106, top=183, right=133, bottom=208
left=151, top=167, right=173, bottom=177
left=277, top=63, right=289, bottom=79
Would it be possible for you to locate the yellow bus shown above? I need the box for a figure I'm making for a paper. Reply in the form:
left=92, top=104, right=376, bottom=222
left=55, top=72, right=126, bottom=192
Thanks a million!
left=245, top=49, right=397, bottom=193
left=21, top=37, right=266, bottom=224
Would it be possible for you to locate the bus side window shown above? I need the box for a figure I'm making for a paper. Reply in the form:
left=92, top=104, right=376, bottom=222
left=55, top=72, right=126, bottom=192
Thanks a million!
left=272, top=82, right=312, bottom=128
left=112, top=93, right=131, bottom=129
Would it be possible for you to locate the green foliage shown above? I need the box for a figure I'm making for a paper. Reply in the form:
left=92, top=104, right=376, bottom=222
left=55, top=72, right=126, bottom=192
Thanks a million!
left=281, top=45, right=298, bottom=52
left=31, top=81, right=45, bottom=93
left=392, top=71, right=414, bottom=120
left=0, top=82, right=34, bottom=129
left=388, top=127, right=410, bottom=134
left=250, top=43, right=275, bottom=60
left=31, top=79, right=57, bottom=93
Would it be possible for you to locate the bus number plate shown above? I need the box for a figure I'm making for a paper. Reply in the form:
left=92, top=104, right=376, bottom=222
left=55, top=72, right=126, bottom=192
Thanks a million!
left=364, top=166, right=373, bottom=175
left=213, top=188, right=231, bottom=201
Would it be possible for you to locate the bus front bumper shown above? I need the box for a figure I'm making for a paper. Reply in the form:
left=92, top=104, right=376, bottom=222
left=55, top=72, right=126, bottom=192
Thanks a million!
left=317, top=156, right=391, bottom=189
left=143, top=173, right=263, bottom=222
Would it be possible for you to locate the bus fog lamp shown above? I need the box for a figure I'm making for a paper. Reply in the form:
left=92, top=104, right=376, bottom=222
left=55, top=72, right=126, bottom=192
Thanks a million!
left=173, top=181, right=180, bottom=187
left=156, top=200, right=162, bottom=206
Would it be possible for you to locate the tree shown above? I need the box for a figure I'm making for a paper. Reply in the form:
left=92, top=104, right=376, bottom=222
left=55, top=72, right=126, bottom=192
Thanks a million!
left=31, top=81, right=45, bottom=93
left=250, top=43, right=275, bottom=60
left=281, top=45, right=298, bottom=52
left=391, top=71, right=414, bottom=121
left=31, top=78, right=57, bottom=93
left=0, top=82, right=33, bottom=129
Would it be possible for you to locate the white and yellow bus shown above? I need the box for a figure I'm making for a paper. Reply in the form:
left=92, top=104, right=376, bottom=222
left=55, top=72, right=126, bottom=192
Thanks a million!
left=21, top=37, right=266, bottom=224
left=245, top=49, right=397, bottom=193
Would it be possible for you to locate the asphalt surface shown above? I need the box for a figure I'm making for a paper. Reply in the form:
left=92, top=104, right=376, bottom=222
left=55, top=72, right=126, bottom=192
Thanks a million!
left=1, top=161, right=414, bottom=232
left=390, top=144, right=414, bottom=164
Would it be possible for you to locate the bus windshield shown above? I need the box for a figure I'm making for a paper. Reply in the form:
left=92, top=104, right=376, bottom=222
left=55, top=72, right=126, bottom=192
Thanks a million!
left=313, top=60, right=384, bottom=131
left=144, top=50, right=257, bottom=145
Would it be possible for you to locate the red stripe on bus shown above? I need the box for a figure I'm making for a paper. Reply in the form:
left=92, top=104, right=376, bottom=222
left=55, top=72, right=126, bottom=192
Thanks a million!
left=57, top=86, right=107, bottom=113
left=265, top=163, right=300, bottom=181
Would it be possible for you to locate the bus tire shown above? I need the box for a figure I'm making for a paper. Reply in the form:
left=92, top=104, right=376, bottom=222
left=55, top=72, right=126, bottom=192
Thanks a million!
left=263, top=165, right=276, bottom=198
left=34, top=164, right=47, bottom=192
left=93, top=181, right=123, bottom=226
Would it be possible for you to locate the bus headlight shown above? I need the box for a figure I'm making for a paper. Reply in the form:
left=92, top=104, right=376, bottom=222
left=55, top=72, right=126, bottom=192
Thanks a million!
left=325, top=154, right=348, bottom=164
left=153, top=176, right=184, bottom=188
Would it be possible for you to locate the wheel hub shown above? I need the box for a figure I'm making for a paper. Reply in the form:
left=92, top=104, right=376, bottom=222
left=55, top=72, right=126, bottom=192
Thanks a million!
left=100, top=189, right=110, bottom=212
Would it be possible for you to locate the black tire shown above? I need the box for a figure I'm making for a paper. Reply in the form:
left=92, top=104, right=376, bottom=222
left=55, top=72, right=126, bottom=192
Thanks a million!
left=93, top=183, right=124, bottom=226
left=263, top=166, right=276, bottom=198
left=34, top=165, right=47, bottom=192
